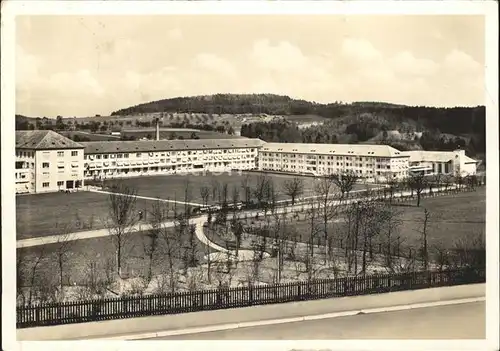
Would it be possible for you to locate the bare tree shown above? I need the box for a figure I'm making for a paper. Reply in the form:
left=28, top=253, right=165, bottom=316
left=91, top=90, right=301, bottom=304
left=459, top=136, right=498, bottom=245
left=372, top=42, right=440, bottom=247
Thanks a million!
left=358, top=201, right=384, bottom=276
left=53, top=230, right=75, bottom=296
left=200, top=185, right=210, bottom=208
left=313, top=176, right=339, bottom=263
left=253, top=174, right=271, bottom=210
left=24, top=244, right=48, bottom=305
left=282, top=177, right=304, bottom=206
left=150, top=199, right=179, bottom=292
left=442, top=174, right=453, bottom=192
left=17, top=250, right=28, bottom=305
left=378, top=204, right=403, bottom=273
left=331, top=171, right=358, bottom=200
left=144, top=201, right=166, bottom=284
left=105, top=182, right=139, bottom=278
left=415, top=208, right=432, bottom=271
left=240, top=174, right=252, bottom=205
left=202, top=242, right=214, bottom=285
left=455, top=174, right=464, bottom=190
left=450, top=233, right=485, bottom=270
left=407, top=173, right=427, bottom=207
left=431, top=241, right=451, bottom=272
left=210, top=178, right=220, bottom=204
left=434, top=173, right=443, bottom=192
left=465, top=174, right=478, bottom=190
left=230, top=217, right=244, bottom=256
left=304, top=197, right=322, bottom=267
left=386, top=178, right=399, bottom=204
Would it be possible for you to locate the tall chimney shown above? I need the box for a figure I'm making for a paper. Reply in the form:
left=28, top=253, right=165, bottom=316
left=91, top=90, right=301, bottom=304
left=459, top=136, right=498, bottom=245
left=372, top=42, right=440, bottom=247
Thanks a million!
left=155, top=118, right=160, bottom=141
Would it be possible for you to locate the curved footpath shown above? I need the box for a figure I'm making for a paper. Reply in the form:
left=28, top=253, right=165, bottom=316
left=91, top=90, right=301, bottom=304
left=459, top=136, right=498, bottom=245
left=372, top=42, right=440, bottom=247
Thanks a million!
left=17, top=185, right=458, bottom=250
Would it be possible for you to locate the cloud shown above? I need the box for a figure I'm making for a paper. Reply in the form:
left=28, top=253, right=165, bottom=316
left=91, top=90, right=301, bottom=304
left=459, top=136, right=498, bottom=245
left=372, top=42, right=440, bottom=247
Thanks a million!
left=167, top=28, right=183, bottom=41
left=443, top=49, right=482, bottom=75
left=192, top=53, right=236, bottom=78
left=251, top=39, right=308, bottom=72
left=15, top=31, right=484, bottom=117
left=341, top=37, right=383, bottom=64
left=389, top=51, right=439, bottom=76
left=16, top=45, right=41, bottom=86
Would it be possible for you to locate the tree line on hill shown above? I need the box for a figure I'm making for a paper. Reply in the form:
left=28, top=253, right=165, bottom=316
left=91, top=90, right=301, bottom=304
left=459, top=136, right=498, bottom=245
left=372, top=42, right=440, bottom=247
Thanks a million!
left=110, top=93, right=484, bottom=138
left=111, top=93, right=485, bottom=155
left=240, top=117, right=485, bottom=156
left=16, top=94, right=485, bottom=156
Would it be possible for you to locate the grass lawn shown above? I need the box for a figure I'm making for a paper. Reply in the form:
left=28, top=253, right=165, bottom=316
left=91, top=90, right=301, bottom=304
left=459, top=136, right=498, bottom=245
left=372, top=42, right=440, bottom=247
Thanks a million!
left=16, top=172, right=379, bottom=239
left=114, top=171, right=377, bottom=205
left=16, top=191, right=152, bottom=240
left=245, top=187, right=486, bottom=251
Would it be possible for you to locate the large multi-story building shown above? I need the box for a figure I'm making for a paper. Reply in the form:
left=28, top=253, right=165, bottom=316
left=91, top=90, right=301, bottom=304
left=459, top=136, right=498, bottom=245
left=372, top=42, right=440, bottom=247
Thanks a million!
left=402, top=149, right=479, bottom=177
left=258, top=143, right=410, bottom=182
left=81, top=139, right=264, bottom=181
left=15, top=130, right=480, bottom=194
left=15, top=131, right=85, bottom=193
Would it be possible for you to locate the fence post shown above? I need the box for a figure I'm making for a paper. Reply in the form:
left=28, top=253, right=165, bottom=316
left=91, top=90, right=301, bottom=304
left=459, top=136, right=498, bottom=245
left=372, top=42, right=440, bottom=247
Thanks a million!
left=248, top=285, right=253, bottom=306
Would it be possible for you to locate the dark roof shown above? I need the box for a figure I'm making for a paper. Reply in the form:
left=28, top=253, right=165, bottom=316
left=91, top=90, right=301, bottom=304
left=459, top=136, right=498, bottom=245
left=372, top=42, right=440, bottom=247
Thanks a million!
left=81, top=138, right=265, bottom=154
left=16, top=130, right=84, bottom=150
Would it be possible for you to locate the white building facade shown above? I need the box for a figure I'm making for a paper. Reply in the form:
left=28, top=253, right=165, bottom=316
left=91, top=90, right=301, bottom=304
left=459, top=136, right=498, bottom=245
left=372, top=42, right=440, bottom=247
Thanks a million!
left=15, top=131, right=85, bottom=194
left=402, top=149, right=478, bottom=177
left=16, top=130, right=479, bottom=194
left=258, top=143, right=410, bottom=182
left=82, top=139, right=264, bottom=181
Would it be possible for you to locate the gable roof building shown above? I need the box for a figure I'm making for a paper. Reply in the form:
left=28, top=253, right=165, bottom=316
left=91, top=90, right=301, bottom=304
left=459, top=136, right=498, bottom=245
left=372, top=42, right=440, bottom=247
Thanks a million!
left=260, top=142, right=407, bottom=158
left=16, top=130, right=84, bottom=150
left=81, top=138, right=265, bottom=155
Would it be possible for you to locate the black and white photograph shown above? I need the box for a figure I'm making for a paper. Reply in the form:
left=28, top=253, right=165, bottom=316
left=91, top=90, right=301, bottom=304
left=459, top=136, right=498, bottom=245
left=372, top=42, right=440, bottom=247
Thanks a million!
left=2, top=1, right=498, bottom=350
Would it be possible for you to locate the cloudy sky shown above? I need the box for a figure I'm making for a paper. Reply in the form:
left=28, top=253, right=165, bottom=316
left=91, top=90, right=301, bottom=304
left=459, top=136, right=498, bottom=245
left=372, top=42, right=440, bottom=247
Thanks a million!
left=16, top=15, right=485, bottom=117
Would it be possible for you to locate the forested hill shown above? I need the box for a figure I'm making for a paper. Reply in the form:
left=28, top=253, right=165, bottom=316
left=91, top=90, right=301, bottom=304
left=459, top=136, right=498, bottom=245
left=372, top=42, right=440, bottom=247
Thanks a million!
left=111, top=93, right=485, bottom=140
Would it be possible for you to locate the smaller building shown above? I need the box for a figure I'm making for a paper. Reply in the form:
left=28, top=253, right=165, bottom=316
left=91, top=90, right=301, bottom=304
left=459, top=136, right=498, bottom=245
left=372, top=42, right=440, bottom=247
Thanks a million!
left=258, top=143, right=410, bottom=182
left=402, top=148, right=478, bottom=177
left=15, top=130, right=85, bottom=194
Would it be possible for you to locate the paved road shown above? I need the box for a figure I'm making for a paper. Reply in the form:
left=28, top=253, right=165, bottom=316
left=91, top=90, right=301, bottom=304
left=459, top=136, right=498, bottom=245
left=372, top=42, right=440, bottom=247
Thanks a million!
left=154, top=301, right=485, bottom=340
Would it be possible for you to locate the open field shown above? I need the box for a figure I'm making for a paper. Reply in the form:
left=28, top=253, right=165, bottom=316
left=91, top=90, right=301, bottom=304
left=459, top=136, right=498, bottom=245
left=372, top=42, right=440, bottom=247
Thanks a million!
left=60, top=131, right=120, bottom=141
left=16, top=172, right=380, bottom=239
left=242, top=187, right=486, bottom=251
left=113, top=171, right=378, bottom=205
left=284, top=114, right=329, bottom=124
left=16, top=191, right=153, bottom=240
left=120, top=128, right=243, bottom=140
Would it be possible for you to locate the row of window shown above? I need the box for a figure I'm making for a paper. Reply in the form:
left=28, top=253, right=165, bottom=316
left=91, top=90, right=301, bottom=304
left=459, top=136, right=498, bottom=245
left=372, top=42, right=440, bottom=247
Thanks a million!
left=16, top=151, right=34, bottom=158
left=57, top=151, right=79, bottom=157
left=42, top=162, right=79, bottom=168
left=84, top=149, right=257, bottom=161
left=261, top=153, right=396, bottom=163
left=263, top=165, right=407, bottom=177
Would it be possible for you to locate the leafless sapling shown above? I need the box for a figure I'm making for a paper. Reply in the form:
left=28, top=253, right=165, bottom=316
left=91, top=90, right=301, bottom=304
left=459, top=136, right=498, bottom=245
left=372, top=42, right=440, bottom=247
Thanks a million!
left=53, top=229, right=75, bottom=296
left=313, top=176, right=339, bottom=263
left=105, top=182, right=139, bottom=278
left=407, top=173, right=427, bottom=207
left=200, top=185, right=210, bottom=208
left=240, top=174, right=252, bottom=205
left=331, top=171, right=358, bottom=200
left=282, top=176, right=304, bottom=206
